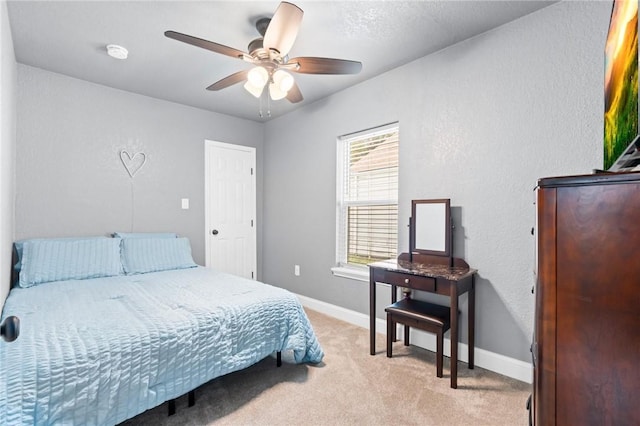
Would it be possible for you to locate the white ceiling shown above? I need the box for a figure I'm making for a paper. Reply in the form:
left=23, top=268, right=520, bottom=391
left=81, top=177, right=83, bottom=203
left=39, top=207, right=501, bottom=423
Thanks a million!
left=7, top=1, right=555, bottom=122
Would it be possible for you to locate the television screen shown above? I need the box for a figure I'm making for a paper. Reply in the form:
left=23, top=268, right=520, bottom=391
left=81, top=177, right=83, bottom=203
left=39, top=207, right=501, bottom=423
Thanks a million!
left=604, top=0, right=639, bottom=171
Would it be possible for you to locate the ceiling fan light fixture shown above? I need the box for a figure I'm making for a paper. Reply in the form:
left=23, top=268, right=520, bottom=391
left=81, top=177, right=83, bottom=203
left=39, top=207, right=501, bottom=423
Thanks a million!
left=247, top=66, right=269, bottom=88
left=268, top=82, right=287, bottom=101
left=165, top=1, right=362, bottom=110
left=244, top=80, right=265, bottom=98
left=273, top=69, right=294, bottom=92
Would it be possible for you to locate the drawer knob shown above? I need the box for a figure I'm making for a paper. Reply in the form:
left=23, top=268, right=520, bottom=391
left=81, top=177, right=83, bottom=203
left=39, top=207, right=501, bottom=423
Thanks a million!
left=404, top=278, right=409, bottom=284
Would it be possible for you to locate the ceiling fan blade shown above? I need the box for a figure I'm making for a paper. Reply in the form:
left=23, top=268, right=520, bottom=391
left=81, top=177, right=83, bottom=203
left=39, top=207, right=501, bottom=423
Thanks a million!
left=165, top=30, right=247, bottom=60
left=206, top=70, right=249, bottom=91
left=286, top=80, right=303, bottom=103
left=263, top=2, right=303, bottom=56
left=288, top=57, right=362, bottom=75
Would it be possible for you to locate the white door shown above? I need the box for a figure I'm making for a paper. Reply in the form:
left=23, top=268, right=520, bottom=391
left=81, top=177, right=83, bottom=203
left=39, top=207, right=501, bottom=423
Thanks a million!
left=205, top=140, right=256, bottom=279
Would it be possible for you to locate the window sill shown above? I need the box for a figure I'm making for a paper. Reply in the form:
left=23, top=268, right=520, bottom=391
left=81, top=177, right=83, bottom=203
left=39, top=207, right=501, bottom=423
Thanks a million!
left=331, top=266, right=369, bottom=282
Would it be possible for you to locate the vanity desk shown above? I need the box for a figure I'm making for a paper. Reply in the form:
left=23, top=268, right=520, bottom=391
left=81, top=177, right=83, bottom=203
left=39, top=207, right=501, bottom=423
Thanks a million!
left=369, top=253, right=477, bottom=389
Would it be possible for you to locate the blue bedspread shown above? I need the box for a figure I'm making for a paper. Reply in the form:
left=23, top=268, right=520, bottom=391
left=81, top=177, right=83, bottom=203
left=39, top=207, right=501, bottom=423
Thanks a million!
left=0, top=267, right=323, bottom=425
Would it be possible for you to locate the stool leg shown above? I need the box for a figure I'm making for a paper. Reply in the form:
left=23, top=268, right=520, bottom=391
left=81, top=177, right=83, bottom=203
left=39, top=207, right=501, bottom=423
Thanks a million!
left=386, top=313, right=393, bottom=358
left=404, top=325, right=410, bottom=346
left=436, top=329, right=443, bottom=378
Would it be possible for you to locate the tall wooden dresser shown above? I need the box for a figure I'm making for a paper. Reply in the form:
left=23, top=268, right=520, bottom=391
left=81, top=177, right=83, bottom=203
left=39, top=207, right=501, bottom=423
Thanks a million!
left=534, top=172, right=640, bottom=425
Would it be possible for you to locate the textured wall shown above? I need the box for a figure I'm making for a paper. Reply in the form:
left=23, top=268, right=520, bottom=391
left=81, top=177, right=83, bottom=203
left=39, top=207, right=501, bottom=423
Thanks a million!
left=8, top=2, right=613, bottom=363
left=15, top=65, right=264, bottom=273
left=263, top=2, right=610, bottom=362
left=0, top=1, right=17, bottom=306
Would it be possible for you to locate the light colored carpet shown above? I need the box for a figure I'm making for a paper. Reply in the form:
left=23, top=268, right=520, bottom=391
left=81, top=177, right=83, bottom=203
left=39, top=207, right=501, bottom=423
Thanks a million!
left=122, top=309, right=530, bottom=425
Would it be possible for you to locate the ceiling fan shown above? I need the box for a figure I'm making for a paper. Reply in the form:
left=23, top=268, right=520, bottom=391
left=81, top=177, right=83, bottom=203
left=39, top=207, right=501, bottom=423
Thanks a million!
left=165, top=1, right=362, bottom=104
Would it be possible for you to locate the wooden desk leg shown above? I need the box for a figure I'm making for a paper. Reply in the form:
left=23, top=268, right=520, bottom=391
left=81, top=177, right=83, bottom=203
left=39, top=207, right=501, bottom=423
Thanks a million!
left=469, top=276, right=475, bottom=369
left=370, top=271, right=376, bottom=355
left=391, top=284, right=397, bottom=342
left=450, top=286, right=459, bottom=389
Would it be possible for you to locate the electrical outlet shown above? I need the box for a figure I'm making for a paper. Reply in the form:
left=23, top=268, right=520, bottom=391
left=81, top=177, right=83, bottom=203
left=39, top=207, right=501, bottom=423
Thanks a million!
left=181, top=198, right=189, bottom=209
left=294, top=265, right=300, bottom=276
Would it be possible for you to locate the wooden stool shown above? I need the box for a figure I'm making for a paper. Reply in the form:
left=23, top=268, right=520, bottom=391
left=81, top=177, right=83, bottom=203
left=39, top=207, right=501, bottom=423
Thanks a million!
left=385, top=297, right=451, bottom=378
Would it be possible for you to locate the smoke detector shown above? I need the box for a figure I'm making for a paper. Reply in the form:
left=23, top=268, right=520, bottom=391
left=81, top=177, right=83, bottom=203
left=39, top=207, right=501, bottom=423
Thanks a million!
left=106, top=44, right=128, bottom=60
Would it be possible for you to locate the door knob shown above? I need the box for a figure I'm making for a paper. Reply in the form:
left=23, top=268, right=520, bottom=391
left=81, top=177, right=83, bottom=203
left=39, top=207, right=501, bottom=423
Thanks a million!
left=1, top=316, right=19, bottom=342
left=211, top=229, right=219, bottom=235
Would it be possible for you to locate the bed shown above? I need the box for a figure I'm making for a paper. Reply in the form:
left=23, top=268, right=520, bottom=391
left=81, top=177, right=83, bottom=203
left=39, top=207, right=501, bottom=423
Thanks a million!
left=0, top=235, right=323, bottom=425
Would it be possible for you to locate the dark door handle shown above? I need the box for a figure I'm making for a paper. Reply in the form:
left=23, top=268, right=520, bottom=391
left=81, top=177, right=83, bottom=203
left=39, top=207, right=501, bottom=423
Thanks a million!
left=211, top=229, right=219, bottom=235
left=1, top=316, right=20, bottom=342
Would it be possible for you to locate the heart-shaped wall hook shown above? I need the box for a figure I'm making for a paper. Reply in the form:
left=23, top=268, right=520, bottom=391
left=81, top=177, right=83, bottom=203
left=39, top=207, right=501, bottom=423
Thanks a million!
left=120, top=150, right=147, bottom=178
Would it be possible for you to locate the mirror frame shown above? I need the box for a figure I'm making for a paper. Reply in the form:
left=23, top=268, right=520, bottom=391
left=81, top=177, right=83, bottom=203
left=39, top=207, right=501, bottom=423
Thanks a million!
left=410, top=198, right=451, bottom=257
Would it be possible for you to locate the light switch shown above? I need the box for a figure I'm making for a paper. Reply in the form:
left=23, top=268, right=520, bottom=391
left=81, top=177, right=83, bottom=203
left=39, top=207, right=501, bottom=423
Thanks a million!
left=181, top=198, right=189, bottom=209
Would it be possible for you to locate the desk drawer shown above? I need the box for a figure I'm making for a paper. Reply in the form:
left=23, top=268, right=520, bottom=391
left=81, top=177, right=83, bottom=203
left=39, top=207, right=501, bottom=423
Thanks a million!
left=380, top=271, right=435, bottom=292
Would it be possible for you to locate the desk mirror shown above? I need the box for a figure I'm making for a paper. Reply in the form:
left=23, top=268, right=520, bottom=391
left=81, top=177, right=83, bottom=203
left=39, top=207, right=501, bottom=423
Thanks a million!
left=410, top=199, right=451, bottom=257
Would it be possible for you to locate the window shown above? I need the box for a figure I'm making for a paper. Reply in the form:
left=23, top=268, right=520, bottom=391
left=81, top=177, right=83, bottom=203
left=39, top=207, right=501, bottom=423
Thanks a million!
left=335, top=123, right=399, bottom=278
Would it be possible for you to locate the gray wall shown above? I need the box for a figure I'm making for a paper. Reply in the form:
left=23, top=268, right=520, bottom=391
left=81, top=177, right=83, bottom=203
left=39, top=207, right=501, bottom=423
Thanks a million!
left=0, top=1, right=17, bottom=306
left=262, top=2, right=610, bottom=362
left=15, top=65, right=264, bottom=274
left=5, top=1, right=613, bottom=364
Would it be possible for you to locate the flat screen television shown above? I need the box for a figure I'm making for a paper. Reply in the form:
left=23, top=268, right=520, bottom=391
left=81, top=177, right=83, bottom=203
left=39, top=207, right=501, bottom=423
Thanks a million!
left=604, top=0, right=639, bottom=171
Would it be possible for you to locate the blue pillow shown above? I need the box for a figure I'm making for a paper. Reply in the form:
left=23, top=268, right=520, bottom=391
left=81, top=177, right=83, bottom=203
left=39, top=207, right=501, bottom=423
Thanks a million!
left=18, top=237, right=124, bottom=288
left=121, top=237, right=197, bottom=275
left=113, top=232, right=177, bottom=239
left=14, top=236, right=106, bottom=273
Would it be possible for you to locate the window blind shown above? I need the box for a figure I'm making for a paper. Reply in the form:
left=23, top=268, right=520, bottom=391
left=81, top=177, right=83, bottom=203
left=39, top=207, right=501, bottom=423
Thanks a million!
left=337, top=124, right=399, bottom=267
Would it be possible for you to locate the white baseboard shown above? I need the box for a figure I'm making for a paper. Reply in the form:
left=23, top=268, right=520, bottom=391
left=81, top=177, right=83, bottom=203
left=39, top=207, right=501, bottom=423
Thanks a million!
left=296, top=293, right=533, bottom=384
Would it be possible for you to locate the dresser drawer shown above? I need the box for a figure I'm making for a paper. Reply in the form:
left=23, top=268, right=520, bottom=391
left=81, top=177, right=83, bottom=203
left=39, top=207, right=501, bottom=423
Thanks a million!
left=379, top=270, right=435, bottom=292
